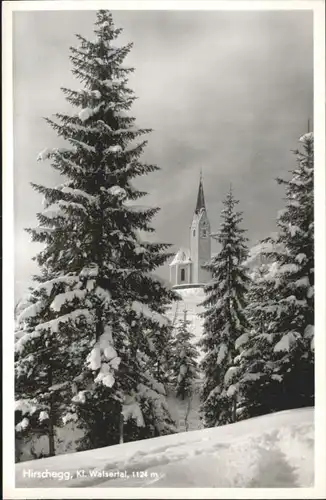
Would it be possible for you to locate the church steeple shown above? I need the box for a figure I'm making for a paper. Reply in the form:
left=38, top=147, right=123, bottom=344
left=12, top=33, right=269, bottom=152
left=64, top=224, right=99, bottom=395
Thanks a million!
left=189, top=171, right=211, bottom=285
left=169, top=171, right=212, bottom=289
left=195, top=171, right=206, bottom=214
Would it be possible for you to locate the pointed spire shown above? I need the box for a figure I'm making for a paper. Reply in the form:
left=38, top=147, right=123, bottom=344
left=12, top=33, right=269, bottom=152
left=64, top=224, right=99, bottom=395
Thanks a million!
left=195, top=170, right=206, bottom=214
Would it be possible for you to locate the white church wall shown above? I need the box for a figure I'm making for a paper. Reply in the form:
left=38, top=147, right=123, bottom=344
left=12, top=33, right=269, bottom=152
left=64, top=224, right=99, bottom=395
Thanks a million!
left=170, top=264, right=177, bottom=287
left=190, top=223, right=199, bottom=284
left=198, top=232, right=211, bottom=284
left=177, top=264, right=192, bottom=286
left=189, top=210, right=211, bottom=285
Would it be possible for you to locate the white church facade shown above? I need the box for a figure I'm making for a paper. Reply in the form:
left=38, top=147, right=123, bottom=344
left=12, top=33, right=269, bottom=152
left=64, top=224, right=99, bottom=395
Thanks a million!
left=169, top=175, right=212, bottom=289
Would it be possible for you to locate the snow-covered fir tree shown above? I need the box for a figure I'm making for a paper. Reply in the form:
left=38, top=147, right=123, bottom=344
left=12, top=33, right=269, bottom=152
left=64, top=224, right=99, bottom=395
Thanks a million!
left=231, top=252, right=282, bottom=420
left=170, top=311, right=199, bottom=400
left=234, top=132, right=314, bottom=416
left=199, top=188, right=250, bottom=426
left=15, top=10, right=177, bottom=456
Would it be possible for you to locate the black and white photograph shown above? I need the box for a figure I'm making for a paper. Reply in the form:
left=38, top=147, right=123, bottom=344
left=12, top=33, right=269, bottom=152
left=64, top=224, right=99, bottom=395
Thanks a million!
left=2, top=0, right=326, bottom=497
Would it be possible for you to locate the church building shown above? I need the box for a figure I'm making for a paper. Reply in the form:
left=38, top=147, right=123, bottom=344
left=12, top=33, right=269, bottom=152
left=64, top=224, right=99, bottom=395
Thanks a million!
left=169, top=175, right=212, bottom=289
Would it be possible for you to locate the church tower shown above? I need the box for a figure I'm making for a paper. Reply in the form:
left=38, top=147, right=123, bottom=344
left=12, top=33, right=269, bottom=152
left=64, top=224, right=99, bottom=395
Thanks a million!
left=189, top=173, right=211, bottom=285
left=170, top=173, right=211, bottom=288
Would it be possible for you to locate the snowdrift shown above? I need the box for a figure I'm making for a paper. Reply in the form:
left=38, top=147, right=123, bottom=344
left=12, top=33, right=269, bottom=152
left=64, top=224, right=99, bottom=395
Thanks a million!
left=15, top=407, right=314, bottom=488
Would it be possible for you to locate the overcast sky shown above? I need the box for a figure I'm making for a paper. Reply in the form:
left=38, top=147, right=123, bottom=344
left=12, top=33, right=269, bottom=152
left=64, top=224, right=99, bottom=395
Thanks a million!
left=13, top=9, right=313, bottom=301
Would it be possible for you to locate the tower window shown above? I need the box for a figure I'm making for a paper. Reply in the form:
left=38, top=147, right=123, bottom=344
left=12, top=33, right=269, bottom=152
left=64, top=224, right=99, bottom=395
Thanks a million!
left=193, top=230, right=196, bottom=237
left=202, top=229, right=207, bottom=237
left=181, top=268, right=185, bottom=282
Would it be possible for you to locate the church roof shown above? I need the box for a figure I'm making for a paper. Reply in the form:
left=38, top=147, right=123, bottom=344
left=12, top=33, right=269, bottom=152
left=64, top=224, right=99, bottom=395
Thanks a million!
left=195, top=174, right=206, bottom=213
left=169, top=247, right=192, bottom=267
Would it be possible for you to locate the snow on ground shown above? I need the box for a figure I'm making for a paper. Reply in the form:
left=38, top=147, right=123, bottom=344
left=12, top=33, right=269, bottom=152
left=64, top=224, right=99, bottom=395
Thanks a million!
left=15, top=407, right=314, bottom=488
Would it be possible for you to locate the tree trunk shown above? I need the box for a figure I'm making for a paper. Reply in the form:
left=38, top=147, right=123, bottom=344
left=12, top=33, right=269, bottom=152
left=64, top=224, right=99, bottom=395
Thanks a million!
left=119, top=413, right=124, bottom=444
left=184, top=396, right=192, bottom=432
left=47, top=366, right=56, bottom=457
left=95, top=191, right=105, bottom=342
left=48, top=412, right=55, bottom=456
left=232, top=396, right=237, bottom=423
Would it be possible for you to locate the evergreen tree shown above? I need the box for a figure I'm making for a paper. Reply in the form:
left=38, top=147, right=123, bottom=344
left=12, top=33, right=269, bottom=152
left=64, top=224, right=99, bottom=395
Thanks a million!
left=15, top=283, right=82, bottom=457
left=232, top=254, right=282, bottom=420
left=170, top=312, right=199, bottom=400
left=234, top=132, right=314, bottom=415
left=199, top=188, right=250, bottom=426
left=15, top=10, right=177, bottom=455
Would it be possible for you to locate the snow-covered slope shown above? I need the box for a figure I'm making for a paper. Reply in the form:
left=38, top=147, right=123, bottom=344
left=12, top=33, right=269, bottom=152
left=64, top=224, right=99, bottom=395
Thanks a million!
left=15, top=407, right=314, bottom=488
